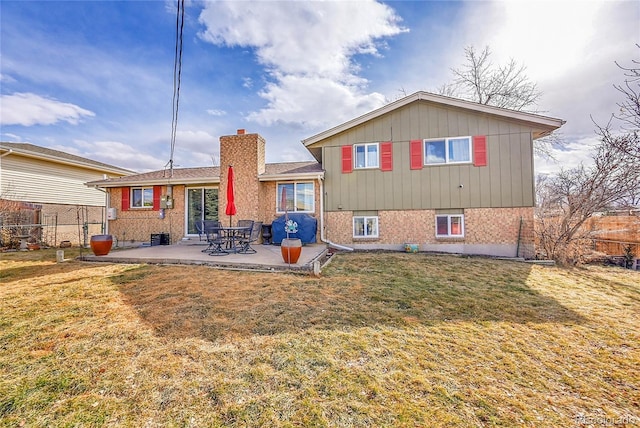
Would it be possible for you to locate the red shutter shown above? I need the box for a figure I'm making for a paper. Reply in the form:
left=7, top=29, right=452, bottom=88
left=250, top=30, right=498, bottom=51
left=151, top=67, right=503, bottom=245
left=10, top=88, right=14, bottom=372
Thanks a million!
left=473, top=135, right=487, bottom=167
left=341, top=145, right=353, bottom=173
left=121, top=187, right=130, bottom=211
left=410, top=140, right=423, bottom=170
left=380, top=142, right=393, bottom=171
left=153, top=186, right=162, bottom=211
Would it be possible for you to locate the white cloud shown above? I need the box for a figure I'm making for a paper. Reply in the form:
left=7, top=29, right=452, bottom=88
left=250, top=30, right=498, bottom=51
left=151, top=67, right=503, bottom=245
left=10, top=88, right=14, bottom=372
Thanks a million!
left=246, top=74, right=386, bottom=127
left=483, top=1, right=603, bottom=81
left=0, top=92, right=95, bottom=126
left=448, top=0, right=639, bottom=174
left=206, top=109, right=226, bottom=116
left=1, top=133, right=23, bottom=141
left=480, top=1, right=638, bottom=130
left=69, top=140, right=162, bottom=172
left=174, top=129, right=216, bottom=150
left=535, top=135, right=599, bottom=175
left=0, top=73, right=17, bottom=83
left=198, top=0, right=406, bottom=128
left=167, top=129, right=218, bottom=168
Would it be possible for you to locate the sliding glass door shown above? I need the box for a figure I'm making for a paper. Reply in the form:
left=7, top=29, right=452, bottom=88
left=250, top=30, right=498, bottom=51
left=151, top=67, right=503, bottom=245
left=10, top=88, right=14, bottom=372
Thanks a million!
left=186, top=187, right=218, bottom=235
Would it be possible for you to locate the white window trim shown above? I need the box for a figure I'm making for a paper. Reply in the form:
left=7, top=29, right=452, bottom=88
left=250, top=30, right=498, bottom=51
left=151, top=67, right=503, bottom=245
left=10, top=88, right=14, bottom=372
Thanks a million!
left=276, top=181, right=315, bottom=214
left=130, top=186, right=154, bottom=209
left=354, top=142, right=380, bottom=169
left=424, top=136, right=472, bottom=165
left=353, top=216, right=379, bottom=238
left=435, top=214, right=465, bottom=238
left=184, top=186, right=219, bottom=237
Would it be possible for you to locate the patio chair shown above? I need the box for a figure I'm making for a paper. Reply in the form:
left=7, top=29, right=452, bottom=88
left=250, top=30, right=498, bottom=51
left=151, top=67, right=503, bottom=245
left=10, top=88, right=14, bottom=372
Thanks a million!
left=206, top=230, right=229, bottom=256
left=236, top=219, right=254, bottom=238
left=238, top=221, right=262, bottom=254
left=204, top=219, right=221, bottom=232
left=236, top=219, right=253, bottom=230
left=202, top=220, right=223, bottom=253
left=195, top=220, right=206, bottom=241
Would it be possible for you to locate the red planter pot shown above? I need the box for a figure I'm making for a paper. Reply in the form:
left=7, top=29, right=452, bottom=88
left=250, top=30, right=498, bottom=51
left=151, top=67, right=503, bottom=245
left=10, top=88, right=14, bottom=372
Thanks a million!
left=90, top=234, right=113, bottom=256
left=281, top=238, right=302, bottom=264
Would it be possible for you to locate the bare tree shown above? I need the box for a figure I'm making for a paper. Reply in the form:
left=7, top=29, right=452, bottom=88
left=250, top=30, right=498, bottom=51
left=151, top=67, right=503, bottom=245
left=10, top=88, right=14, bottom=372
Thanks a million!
left=536, top=46, right=640, bottom=264
left=594, top=123, right=640, bottom=208
left=439, top=46, right=561, bottom=159
left=0, top=189, right=35, bottom=249
left=613, top=44, right=640, bottom=130
left=535, top=138, right=639, bottom=264
left=593, top=45, right=640, bottom=206
left=438, top=46, right=542, bottom=112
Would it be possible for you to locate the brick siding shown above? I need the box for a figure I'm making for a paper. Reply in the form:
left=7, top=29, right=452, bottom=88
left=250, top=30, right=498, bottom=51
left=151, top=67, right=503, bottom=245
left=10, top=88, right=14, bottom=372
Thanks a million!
left=325, top=207, right=535, bottom=257
left=107, top=186, right=186, bottom=245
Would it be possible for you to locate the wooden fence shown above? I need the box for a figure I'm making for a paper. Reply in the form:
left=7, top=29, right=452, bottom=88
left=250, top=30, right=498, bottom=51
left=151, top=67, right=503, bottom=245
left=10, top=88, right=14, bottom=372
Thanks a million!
left=592, top=239, right=640, bottom=258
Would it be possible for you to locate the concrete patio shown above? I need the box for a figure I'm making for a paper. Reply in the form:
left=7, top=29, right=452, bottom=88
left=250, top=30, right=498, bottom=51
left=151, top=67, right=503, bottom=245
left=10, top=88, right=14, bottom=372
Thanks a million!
left=79, top=240, right=329, bottom=274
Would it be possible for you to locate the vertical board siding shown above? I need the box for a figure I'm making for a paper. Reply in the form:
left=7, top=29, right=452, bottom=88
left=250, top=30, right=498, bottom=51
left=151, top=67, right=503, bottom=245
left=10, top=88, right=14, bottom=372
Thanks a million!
left=489, top=137, right=502, bottom=207
left=499, top=134, right=512, bottom=205
left=521, top=132, right=535, bottom=206
left=320, top=101, right=537, bottom=211
left=510, top=135, right=523, bottom=206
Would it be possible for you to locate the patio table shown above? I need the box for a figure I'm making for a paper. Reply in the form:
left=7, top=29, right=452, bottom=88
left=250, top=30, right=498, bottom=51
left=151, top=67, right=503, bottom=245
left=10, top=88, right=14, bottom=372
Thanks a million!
left=206, top=226, right=251, bottom=255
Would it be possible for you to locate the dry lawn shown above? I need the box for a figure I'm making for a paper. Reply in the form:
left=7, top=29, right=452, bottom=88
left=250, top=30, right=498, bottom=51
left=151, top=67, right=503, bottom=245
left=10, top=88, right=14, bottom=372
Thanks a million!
left=1, top=249, right=638, bottom=427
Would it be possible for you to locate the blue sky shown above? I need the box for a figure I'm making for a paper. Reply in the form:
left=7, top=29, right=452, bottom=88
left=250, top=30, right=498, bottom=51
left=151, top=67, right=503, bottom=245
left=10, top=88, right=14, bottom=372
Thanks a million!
left=1, top=0, right=638, bottom=174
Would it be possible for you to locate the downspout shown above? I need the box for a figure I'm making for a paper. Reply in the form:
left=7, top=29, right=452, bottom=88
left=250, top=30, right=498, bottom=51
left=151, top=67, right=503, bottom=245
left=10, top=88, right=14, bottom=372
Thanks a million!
left=0, top=149, right=14, bottom=158
left=93, top=185, right=109, bottom=235
left=319, top=170, right=353, bottom=252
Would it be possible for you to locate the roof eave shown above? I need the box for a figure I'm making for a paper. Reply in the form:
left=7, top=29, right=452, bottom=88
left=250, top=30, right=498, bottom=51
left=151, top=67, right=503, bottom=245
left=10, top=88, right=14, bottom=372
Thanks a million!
left=258, top=171, right=325, bottom=182
left=1, top=146, right=133, bottom=175
left=87, top=176, right=221, bottom=188
left=302, top=91, right=565, bottom=146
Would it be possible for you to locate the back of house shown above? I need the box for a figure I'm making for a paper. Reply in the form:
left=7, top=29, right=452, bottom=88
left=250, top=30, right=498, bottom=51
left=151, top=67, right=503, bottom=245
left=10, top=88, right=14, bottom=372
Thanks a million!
left=304, top=91, right=564, bottom=258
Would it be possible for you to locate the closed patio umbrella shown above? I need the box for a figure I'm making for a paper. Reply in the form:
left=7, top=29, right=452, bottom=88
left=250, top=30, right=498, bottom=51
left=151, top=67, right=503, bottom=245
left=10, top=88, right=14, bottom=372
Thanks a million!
left=225, top=165, right=236, bottom=226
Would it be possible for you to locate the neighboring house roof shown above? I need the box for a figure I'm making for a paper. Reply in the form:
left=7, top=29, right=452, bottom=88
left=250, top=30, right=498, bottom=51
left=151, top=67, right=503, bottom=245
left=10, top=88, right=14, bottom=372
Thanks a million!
left=302, top=91, right=566, bottom=147
left=0, top=142, right=133, bottom=175
left=259, top=161, right=325, bottom=181
left=86, top=161, right=324, bottom=188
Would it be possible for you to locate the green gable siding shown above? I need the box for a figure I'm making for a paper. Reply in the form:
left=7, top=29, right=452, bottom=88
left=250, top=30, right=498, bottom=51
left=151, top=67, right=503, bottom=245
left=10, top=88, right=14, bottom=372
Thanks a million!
left=320, top=101, right=538, bottom=211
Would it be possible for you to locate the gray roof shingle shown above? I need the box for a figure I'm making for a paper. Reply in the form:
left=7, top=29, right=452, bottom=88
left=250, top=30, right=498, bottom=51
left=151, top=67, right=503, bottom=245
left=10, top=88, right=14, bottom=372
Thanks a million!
left=0, top=142, right=133, bottom=174
left=86, top=161, right=323, bottom=186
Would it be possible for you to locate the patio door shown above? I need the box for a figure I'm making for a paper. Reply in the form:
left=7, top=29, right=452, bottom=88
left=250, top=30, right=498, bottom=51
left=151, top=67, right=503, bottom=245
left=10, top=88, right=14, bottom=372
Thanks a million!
left=186, top=187, right=218, bottom=235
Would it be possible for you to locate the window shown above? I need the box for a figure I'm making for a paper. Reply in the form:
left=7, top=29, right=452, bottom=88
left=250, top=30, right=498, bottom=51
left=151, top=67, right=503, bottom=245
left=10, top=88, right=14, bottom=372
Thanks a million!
left=354, top=143, right=379, bottom=169
left=436, top=215, right=464, bottom=237
left=342, top=142, right=393, bottom=172
left=425, top=136, right=472, bottom=165
left=131, top=187, right=154, bottom=208
left=277, top=182, right=314, bottom=213
left=353, top=216, right=378, bottom=238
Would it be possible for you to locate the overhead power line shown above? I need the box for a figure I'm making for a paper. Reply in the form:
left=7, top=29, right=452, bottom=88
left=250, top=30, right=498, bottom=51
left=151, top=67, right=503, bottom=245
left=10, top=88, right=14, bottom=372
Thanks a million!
left=166, top=0, right=185, bottom=178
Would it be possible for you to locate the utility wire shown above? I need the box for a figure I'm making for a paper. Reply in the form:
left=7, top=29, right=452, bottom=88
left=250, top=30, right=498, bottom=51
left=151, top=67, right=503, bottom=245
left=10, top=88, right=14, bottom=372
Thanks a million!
left=166, top=0, right=185, bottom=178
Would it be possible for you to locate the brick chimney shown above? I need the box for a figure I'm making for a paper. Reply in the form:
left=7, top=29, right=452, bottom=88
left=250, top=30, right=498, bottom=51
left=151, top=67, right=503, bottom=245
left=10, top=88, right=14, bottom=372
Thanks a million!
left=219, top=130, right=266, bottom=223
